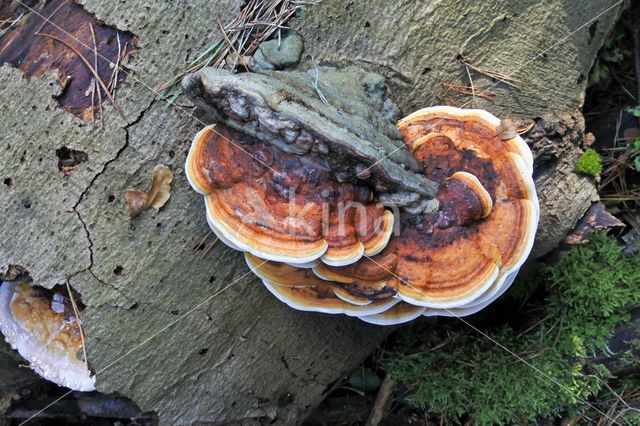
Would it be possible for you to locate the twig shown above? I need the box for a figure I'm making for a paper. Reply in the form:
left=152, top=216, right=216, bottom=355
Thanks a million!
left=34, top=0, right=66, bottom=34
left=37, top=32, right=126, bottom=119
left=0, top=12, right=23, bottom=39
left=567, top=413, right=585, bottom=426
left=464, top=63, right=476, bottom=105
left=335, top=385, right=365, bottom=397
left=584, top=374, right=640, bottom=425
left=200, top=237, right=219, bottom=259
left=518, top=122, right=536, bottom=135
left=193, top=231, right=213, bottom=253
left=516, top=314, right=550, bottom=338
left=434, top=92, right=450, bottom=106
left=444, top=91, right=459, bottom=106
left=459, top=55, right=522, bottom=87
left=65, top=281, right=89, bottom=368
left=365, top=375, right=394, bottom=426
left=311, top=55, right=328, bottom=105
left=441, top=82, right=495, bottom=100
left=407, top=333, right=460, bottom=357
left=217, top=17, right=247, bottom=72
left=89, top=77, right=95, bottom=127
left=157, top=0, right=319, bottom=101
left=108, top=30, right=122, bottom=102
left=89, top=24, right=103, bottom=127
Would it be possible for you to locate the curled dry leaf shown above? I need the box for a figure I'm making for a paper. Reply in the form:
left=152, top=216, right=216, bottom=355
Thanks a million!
left=564, top=202, right=625, bottom=245
left=496, top=119, right=519, bottom=140
left=126, top=165, right=173, bottom=220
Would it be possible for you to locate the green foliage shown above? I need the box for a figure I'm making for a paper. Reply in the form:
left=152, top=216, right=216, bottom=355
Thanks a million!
left=546, top=231, right=640, bottom=351
left=385, top=231, right=640, bottom=425
left=575, top=148, right=603, bottom=176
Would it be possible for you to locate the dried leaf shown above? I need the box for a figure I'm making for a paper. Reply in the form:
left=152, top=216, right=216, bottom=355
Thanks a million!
left=564, top=202, right=625, bottom=245
left=125, top=189, right=148, bottom=219
left=126, top=165, right=173, bottom=220
left=146, top=165, right=173, bottom=211
left=496, top=119, right=519, bottom=140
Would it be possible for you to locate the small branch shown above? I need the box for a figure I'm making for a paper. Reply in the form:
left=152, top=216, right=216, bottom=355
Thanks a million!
left=311, top=55, right=328, bottom=105
left=193, top=231, right=213, bottom=253
left=89, top=77, right=96, bottom=127
left=65, top=281, right=89, bottom=368
left=200, top=237, right=219, bottom=260
left=217, top=17, right=247, bottom=72
left=459, top=55, right=522, bottom=88
left=0, top=12, right=24, bottom=39
left=108, top=30, right=123, bottom=102
left=365, top=375, right=394, bottom=426
left=518, top=122, right=536, bottom=135
left=465, top=63, right=476, bottom=106
left=34, top=0, right=66, bottom=34
left=89, top=24, right=103, bottom=127
left=37, top=32, right=127, bottom=119
left=441, top=82, right=495, bottom=100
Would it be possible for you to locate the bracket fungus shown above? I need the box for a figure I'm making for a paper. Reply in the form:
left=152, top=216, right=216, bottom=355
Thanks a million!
left=184, top=68, right=539, bottom=325
left=0, top=281, right=95, bottom=391
left=186, top=125, right=394, bottom=266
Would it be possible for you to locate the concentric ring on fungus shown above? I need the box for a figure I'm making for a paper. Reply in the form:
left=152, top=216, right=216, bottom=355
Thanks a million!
left=184, top=70, right=539, bottom=326
left=185, top=124, right=394, bottom=267
left=233, top=107, right=538, bottom=324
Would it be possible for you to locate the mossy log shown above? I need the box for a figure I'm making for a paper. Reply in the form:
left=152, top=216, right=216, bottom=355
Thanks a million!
left=0, top=0, right=623, bottom=423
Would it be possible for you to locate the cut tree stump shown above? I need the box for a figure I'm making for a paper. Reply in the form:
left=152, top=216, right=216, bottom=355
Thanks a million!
left=0, top=0, right=623, bottom=423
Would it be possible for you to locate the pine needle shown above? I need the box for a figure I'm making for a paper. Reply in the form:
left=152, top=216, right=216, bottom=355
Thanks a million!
left=65, top=281, right=89, bottom=369
left=89, top=24, right=103, bottom=127
left=459, top=55, right=523, bottom=88
left=0, top=12, right=24, bottom=38
left=156, top=0, right=319, bottom=104
left=200, top=238, right=219, bottom=259
left=37, top=32, right=127, bottom=119
left=193, top=231, right=213, bottom=253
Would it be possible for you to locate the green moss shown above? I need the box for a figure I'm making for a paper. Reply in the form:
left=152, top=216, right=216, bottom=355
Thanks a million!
left=575, top=148, right=603, bottom=176
left=385, top=231, right=640, bottom=425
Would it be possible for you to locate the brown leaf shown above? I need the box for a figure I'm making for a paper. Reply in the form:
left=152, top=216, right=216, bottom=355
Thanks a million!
left=146, top=165, right=173, bottom=211
left=125, top=189, right=148, bottom=219
left=126, top=165, right=173, bottom=220
left=564, top=202, right=625, bottom=245
left=496, top=119, right=519, bottom=140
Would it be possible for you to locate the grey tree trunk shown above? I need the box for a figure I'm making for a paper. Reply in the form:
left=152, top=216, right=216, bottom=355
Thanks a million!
left=0, top=0, right=623, bottom=424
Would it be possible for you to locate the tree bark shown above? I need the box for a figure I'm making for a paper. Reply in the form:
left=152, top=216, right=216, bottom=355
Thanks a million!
left=0, top=0, right=623, bottom=424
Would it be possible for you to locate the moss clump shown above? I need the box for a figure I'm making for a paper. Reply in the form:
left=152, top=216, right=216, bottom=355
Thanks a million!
left=385, top=231, right=640, bottom=425
left=575, top=148, right=603, bottom=176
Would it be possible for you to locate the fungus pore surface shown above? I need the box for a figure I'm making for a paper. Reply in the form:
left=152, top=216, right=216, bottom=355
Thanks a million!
left=0, top=281, right=95, bottom=391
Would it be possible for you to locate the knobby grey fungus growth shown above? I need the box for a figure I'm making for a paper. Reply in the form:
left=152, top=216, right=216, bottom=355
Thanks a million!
left=183, top=68, right=539, bottom=325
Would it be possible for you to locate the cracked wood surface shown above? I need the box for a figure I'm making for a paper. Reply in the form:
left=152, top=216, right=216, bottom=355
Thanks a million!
left=0, top=0, right=623, bottom=424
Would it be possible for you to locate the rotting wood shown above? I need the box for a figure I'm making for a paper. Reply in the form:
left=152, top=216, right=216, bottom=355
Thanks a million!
left=0, top=0, right=136, bottom=120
